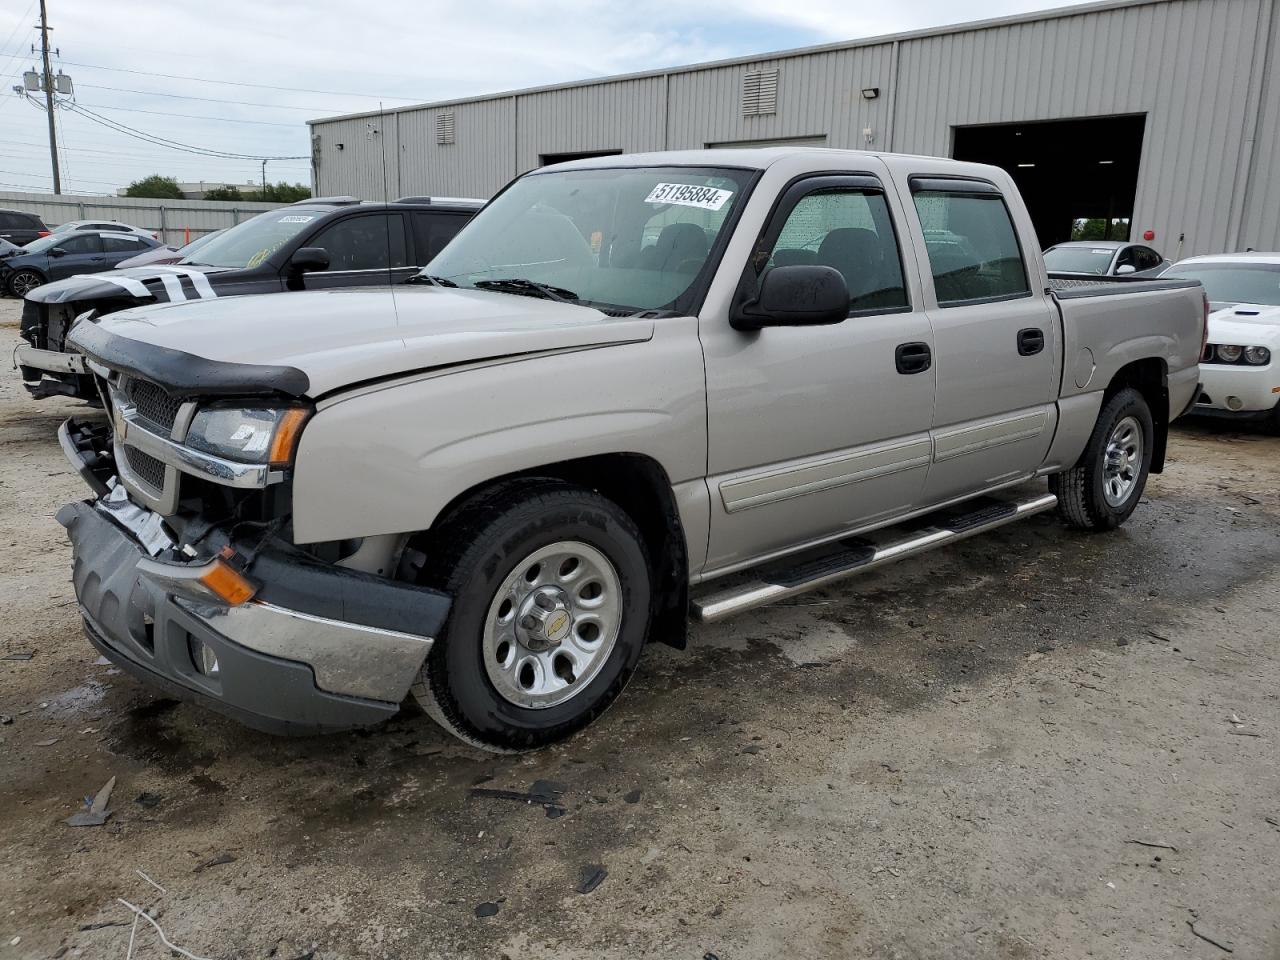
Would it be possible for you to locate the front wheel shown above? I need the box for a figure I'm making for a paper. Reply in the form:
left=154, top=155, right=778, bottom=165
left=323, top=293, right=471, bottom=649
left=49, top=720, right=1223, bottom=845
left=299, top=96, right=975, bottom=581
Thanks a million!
left=411, top=480, right=652, bottom=751
left=1050, top=386, right=1154, bottom=531
left=8, top=269, right=44, bottom=298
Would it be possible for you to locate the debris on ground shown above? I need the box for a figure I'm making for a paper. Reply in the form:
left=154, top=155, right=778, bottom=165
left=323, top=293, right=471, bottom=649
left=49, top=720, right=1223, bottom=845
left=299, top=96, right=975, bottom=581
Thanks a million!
left=1187, top=918, right=1234, bottom=953
left=623, top=789, right=642, bottom=803
left=471, top=779, right=567, bottom=818
left=576, top=864, right=607, bottom=894
left=0, top=715, right=11, bottom=725
left=136, top=869, right=166, bottom=895
left=1125, top=838, right=1179, bottom=852
left=192, top=852, right=235, bottom=873
left=65, top=776, right=115, bottom=827
left=134, top=792, right=163, bottom=808
left=117, top=898, right=213, bottom=960
left=34, top=737, right=58, bottom=747
left=474, top=902, right=500, bottom=918
left=2, top=651, right=33, bottom=661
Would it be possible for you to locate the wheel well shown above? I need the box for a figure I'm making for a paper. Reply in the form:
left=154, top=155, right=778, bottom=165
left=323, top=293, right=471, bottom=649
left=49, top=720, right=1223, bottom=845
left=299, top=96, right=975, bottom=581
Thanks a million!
left=1105, top=358, right=1169, bottom=472
left=427, top=454, right=690, bottom=649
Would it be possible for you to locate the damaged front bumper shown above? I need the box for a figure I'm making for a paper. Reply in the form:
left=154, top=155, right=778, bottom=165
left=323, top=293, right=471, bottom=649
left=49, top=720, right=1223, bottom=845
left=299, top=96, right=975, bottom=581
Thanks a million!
left=57, top=423, right=451, bottom=735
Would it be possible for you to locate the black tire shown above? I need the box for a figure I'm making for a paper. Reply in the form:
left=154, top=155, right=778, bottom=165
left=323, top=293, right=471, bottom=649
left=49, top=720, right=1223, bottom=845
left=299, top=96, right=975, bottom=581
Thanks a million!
left=1050, top=386, right=1154, bottom=531
left=8, top=269, right=45, bottom=298
left=411, top=479, right=652, bottom=752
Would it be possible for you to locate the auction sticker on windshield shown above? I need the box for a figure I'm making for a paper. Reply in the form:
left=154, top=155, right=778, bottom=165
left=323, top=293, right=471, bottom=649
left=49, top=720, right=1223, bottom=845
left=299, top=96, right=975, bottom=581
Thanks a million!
left=278, top=215, right=314, bottom=223
left=645, top=183, right=734, bottom=211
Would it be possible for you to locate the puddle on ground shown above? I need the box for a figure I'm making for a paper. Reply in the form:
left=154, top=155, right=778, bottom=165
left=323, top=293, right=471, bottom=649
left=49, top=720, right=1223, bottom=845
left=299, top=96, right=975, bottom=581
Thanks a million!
left=41, top=680, right=108, bottom=717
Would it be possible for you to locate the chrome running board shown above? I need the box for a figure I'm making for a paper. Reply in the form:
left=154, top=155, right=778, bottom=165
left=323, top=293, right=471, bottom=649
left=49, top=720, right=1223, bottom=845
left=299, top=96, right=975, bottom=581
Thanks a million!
left=691, top=491, right=1058, bottom=622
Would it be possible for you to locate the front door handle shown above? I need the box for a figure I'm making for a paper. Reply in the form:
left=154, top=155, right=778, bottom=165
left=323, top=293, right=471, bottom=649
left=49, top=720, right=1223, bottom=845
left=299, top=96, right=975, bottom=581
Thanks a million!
left=895, top=341, right=932, bottom=375
left=1018, top=327, right=1045, bottom=356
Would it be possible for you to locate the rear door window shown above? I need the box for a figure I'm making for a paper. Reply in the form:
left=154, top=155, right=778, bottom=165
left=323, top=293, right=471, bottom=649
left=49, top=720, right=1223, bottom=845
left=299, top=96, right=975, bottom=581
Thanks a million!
left=102, top=235, right=143, bottom=253
left=410, top=212, right=468, bottom=264
left=911, top=182, right=1030, bottom=305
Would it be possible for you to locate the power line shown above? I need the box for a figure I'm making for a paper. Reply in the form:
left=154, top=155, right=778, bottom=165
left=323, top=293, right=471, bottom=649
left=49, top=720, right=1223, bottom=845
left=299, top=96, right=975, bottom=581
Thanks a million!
left=63, top=101, right=310, bottom=160
left=77, top=101, right=306, bottom=128
left=1, top=136, right=311, bottom=166
left=76, top=82, right=336, bottom=112
left=53, top=58, right=420, bottom=101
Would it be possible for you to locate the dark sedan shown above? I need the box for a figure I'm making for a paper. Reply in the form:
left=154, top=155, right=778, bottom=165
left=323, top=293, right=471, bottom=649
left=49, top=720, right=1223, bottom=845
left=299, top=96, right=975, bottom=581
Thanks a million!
left=2, top=230, right=164, bottom=297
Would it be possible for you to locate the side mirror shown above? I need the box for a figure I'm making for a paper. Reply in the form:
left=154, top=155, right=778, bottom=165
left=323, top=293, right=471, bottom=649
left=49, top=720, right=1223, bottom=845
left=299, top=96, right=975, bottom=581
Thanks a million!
left=48, top=246, right=66, bottom=258
left=289, top=247, right=330, bottom=274
left=732, top=265, right=850, bottom=331
left=1115, top=264, right=1137, bottom=275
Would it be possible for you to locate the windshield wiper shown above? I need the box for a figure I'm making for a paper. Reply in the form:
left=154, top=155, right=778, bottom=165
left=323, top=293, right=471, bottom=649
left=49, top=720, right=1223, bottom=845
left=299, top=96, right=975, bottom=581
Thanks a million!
left=473, top=277, right=579, bottom=302
left=406, top=274, right=457, bottom=287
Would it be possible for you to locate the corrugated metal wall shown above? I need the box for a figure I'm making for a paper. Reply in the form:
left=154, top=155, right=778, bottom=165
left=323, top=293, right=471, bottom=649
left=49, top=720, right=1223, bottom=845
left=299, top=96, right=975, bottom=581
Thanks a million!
left=397, top=98, right=516, bottom=198
left=1239, top=0, right=1280, bottom=250
left=515, top=77, right=667, bottom=171
left=309, top=0, right=1280, bottom=256
left=0, top=191, right=283, bottom=245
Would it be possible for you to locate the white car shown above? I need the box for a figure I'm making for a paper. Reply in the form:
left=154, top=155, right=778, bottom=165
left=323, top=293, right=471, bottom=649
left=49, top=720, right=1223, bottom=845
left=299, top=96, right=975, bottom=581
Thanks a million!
left=51, top=219, right=157, bottom=240
left=1165, top=252, right=1280, bottom=430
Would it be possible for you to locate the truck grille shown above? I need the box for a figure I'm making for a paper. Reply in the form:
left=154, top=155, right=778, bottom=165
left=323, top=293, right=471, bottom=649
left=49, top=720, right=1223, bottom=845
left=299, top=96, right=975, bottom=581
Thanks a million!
left=127, top=379, right=183, bottom=433
left=123, top=445, right=167, bottom=492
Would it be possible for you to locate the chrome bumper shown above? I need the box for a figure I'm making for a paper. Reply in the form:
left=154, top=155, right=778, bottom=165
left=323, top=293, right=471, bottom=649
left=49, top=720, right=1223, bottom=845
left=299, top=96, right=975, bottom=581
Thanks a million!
left=57, top=491, right=449, bottom=717
left=14, top=343, right=87, bottom=375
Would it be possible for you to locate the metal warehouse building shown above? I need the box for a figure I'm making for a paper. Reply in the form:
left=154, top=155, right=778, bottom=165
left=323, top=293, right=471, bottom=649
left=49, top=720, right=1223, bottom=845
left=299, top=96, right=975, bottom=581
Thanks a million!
left=308, top=0, right=1280, bottom=257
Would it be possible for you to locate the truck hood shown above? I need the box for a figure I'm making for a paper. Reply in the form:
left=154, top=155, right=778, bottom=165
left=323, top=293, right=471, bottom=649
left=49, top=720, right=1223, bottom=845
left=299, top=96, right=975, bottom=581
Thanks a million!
left=84, top=286, right=656, bottom=397
left=1208, top=303, right=1280, bottom=346
left=26, top=263, right=233, bottom=305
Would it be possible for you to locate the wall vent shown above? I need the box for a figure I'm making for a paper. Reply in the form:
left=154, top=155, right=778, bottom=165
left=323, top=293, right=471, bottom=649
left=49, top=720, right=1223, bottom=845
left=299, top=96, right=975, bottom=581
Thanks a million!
left=436, top=112, right=456, bottom=145
left=741, top=69, right=779, bottom=117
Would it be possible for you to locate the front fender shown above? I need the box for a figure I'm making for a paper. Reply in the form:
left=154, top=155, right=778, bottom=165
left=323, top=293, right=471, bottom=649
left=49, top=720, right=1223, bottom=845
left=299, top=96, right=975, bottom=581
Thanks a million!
left=290, top=317, right=707, bottom=545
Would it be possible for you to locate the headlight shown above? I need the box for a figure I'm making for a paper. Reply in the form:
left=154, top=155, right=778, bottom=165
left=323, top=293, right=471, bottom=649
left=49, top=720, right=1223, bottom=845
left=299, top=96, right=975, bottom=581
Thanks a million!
left=1215, top=344, right=1243, bottom=363
left=185, top=404, right=311, bottom=465
left=1244, top=345, right=1271, bottom=365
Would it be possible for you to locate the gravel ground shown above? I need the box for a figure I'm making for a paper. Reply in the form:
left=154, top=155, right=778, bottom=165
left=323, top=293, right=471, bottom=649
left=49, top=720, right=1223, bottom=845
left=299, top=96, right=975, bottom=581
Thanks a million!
left=1, top=295, right=1278, bottom=960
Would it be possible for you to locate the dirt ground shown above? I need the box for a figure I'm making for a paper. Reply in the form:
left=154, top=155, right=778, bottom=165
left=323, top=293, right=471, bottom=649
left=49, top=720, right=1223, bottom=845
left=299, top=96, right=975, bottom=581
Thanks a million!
left=1, top=296, right=1277, bottom=960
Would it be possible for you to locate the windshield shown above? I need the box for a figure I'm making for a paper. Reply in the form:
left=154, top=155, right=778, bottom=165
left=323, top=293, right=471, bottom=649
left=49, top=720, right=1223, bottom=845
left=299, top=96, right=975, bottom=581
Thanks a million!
left=181, top=208, right=328, bottom=269
left=1044, top=246, right=1115, bottom=275
left=1166, top=262, right=1280, bottom=306
left=423, top=165, right=754, bottom=313
left=22, top=234, right=63, bottom=254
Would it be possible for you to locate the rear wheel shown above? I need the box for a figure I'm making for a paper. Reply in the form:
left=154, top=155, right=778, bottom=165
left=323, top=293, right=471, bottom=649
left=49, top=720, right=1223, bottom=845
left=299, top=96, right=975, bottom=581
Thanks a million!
left=8, top=270, right=44, bottom=298
left=1051, top=386, right=1154, bottom=531
left=411, top=480, right=652, bottom=752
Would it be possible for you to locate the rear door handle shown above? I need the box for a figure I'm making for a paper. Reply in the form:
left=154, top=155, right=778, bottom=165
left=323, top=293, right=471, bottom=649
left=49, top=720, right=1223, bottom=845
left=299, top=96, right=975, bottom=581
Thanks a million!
left=1017, top=328, right=1045, bottom=356
left=895, top=341, right=932, bottom=375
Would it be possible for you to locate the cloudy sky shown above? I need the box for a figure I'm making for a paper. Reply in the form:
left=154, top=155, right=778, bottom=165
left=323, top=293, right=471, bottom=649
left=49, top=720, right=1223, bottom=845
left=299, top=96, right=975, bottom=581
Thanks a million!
left=0, top=0, right=1092, bottom=196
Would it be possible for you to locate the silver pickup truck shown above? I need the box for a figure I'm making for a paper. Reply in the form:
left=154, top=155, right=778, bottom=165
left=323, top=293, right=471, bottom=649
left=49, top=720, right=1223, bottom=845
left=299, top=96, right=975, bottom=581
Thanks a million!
left=56, top=148, right=1205, bottom=749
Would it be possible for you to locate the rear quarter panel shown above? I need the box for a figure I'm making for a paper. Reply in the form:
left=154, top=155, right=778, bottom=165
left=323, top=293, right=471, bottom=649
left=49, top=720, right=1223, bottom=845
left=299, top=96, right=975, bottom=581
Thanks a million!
left=1042, top=282, right=1203, bottom=471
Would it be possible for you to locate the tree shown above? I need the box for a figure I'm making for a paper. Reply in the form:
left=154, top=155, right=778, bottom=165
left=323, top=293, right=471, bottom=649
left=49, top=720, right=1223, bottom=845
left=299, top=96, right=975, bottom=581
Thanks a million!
left=124, top=175, right=183, bottom=200
left=247, top=181, right=311, bottom=203
left=202, top=185, right=243, bottom=202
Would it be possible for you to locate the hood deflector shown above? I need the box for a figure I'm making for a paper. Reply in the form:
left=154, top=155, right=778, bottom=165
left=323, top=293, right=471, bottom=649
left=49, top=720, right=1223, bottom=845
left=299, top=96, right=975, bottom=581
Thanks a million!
left=69, top=314, right=310, bottom=398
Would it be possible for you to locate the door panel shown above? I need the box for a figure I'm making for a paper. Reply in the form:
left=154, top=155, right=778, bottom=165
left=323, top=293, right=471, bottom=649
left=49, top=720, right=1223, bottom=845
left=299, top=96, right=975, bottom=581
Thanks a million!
left=906, top=179, right=1059, bottom=504
left=49, top=234, right=104, bottom=281
left=701, top=171, right=936, bottom=575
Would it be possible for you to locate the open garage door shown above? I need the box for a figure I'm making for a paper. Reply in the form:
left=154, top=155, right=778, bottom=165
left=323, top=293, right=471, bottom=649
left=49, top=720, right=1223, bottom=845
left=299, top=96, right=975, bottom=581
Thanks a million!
left=953, top=115, right=1146, bottom=249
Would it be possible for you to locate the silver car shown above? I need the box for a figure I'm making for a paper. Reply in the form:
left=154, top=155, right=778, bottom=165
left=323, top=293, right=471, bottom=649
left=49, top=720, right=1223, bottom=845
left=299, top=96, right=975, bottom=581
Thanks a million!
left=1044, top=240, right=1170, bottom=278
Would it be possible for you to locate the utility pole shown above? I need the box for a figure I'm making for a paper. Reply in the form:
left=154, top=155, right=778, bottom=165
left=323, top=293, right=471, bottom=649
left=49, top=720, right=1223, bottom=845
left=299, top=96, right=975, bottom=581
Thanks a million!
left=261, top=159, right=268, bottom=199
left=37, top=0, right=60, bottom=194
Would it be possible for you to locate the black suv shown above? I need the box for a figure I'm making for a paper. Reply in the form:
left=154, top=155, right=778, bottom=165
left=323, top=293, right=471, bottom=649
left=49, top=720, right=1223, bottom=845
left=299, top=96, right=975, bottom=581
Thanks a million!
left=0, top=208, right=51, bottom=246
left=16, top=196, right=483, bottom=401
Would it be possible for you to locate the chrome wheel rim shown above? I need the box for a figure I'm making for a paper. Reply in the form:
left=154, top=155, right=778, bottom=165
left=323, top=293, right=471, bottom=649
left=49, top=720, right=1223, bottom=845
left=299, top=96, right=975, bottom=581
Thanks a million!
left=11, top=272, right=41, bottom=296
left=1102, top=415, right=1142, bottom=507
left=482, top=540, right=622, bottom=709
